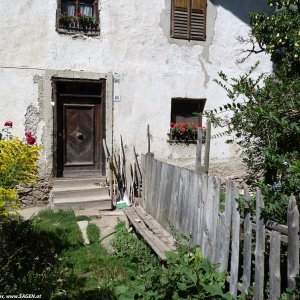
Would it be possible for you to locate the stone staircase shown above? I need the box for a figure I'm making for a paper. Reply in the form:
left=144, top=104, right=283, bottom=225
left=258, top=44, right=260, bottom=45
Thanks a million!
left=53, top=177, right=112, bottom=210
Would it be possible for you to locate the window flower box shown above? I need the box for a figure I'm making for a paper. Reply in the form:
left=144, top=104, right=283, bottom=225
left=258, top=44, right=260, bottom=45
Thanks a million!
left=58, top=13, right=99, bottom=34
left=168, top=122, right=206, bottom=144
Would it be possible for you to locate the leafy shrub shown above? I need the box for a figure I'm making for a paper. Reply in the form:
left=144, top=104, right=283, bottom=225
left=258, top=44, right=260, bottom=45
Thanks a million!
left=111, top=221, right=232, bottom=299
left=207, top=0, right=300, bottom=222
left=0, top=137, right=40, bottom=221
left=0, top=137, right=40, bottom=188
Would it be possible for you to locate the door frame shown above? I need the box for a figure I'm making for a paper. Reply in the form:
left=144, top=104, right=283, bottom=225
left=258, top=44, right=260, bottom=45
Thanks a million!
left=52, top=77, right=107, bottom=178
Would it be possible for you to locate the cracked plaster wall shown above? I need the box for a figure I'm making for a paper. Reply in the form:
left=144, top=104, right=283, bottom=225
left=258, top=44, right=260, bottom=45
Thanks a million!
left=0, top=0, right=272, bottom=179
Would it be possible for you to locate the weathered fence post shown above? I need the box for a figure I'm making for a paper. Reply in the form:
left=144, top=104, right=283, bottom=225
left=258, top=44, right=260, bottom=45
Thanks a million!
left=195, top=128, right=203, bottom=173
left=204, top=118, right=211, bottom=174
left=254, top=189, right=265, bottom=300
left=147, top=124, right=151, bottom=154
left=242, top=186, right=252, bottom=295
left=269, top=231, right=281, bottom=300
left=287, top=195, right=299, bottom=300
left=230, top=183, right=240, bottom=298
left=219, top=181, right=233, bottom=272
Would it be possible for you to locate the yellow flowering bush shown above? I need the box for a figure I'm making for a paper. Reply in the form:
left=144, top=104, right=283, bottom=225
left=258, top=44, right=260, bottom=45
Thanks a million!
left=0, top=188, right=18, bottom=219
left=0, top=137, right=40, bottom=220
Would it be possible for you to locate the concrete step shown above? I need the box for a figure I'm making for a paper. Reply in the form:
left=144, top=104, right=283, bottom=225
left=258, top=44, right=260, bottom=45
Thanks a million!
left=53, top=177, right=106, bottom=189
left=54, top=196, right=112, bottom=210
left=53, top=186, right=109, bottom=200
left=63, top=170, right=102, bottom=178
left=53, top=177, right=111, bottom=210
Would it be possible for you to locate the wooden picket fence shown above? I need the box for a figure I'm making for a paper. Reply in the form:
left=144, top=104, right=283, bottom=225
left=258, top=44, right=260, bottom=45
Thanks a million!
left=141, top=153, right=300, bottom=299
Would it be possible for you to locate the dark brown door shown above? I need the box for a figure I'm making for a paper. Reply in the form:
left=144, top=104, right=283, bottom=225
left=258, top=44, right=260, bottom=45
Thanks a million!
left=55, top=80, right=105, bottom=177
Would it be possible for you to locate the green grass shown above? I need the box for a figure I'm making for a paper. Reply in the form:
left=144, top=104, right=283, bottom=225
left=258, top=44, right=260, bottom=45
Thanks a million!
left=32, top=209, right=84, bottom=248
left=87, top=223, right=100, bottom=244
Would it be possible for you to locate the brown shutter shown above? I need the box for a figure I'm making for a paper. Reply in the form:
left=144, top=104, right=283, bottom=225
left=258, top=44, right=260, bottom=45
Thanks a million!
left=94, top=0, right=99, bottom=22
left=190, top=0, right=206, bottom=40
left=57, top=0, right=62, bottom=29
left=171, top=0, right=189, bottom=40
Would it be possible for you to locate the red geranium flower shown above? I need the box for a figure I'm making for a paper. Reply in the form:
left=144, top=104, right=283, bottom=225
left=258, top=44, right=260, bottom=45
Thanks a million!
left=25, top=130, right=32, bottom=137
left=76, top=12, right=82, bottom=17
left=173, top=123, right=180, bottom=128
left=27, top=136, right=36, bottom=145
left=181, top=127, right=186, bottom=133
left=4, top=121, right=13, bottom=127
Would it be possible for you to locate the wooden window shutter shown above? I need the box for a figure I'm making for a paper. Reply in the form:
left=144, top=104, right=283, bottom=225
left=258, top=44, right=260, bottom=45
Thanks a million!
left=171, top=0, right=206, bottom=41
left=56, top=0, right=62, bottom=29
left=190, top=0, right=206, bottom=40
left=171, top=0, right=189, bottom=40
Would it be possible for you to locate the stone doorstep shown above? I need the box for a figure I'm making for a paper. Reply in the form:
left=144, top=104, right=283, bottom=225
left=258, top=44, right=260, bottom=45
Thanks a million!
left=75, top=208, right=125, bottom=219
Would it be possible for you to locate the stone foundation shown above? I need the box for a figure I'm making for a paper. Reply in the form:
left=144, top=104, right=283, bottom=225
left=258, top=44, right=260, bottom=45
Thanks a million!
left=17, top=178, right=52, bottom=208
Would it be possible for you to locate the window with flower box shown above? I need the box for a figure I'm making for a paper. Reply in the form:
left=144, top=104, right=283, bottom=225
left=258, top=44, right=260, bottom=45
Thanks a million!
left=57, top=0, right=100, bottom=35
left=169, top=98, right=206, bottom=143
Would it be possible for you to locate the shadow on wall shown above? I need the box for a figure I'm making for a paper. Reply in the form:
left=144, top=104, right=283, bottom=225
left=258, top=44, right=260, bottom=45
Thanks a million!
left=213, top=0, right=272, bottom=25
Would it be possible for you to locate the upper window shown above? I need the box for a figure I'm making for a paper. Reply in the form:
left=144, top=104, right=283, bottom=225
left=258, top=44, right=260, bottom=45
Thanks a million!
left=57, top=0, right=99, bottom=35
left=171, top=0, right=207, bottom=41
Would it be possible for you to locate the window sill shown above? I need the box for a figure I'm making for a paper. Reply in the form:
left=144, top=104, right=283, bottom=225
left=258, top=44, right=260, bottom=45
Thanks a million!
left=57, top=26, right=100, bottom=36
left=168, top=139, right=198, bottom=145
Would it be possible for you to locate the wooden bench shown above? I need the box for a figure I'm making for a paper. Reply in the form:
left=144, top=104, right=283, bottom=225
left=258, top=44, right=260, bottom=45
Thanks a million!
left=124, top=207, right=176, bottom=261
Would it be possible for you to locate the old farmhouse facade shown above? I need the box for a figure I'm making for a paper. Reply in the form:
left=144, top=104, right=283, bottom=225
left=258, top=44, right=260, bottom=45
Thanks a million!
left=0, top=0, right=272, bottom=204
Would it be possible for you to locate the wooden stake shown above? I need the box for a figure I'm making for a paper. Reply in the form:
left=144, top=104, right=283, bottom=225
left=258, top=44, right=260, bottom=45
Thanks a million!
left=195, top=127, right=203, bottom=173
left=147, top=125, right=151, bottom=153
left=204, top=118, right=211, bottom=174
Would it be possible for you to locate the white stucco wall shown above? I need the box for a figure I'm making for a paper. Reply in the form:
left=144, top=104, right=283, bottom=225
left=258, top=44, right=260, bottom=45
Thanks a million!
left=0, top=0, right=272, bottom=178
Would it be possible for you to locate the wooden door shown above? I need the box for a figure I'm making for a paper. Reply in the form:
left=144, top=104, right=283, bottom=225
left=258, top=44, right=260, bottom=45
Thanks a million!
left=55, top=80, right=105, bottom=177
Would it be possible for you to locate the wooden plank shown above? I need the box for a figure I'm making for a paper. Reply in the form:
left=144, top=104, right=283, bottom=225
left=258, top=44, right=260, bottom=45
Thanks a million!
left=178, top=168, right=191, bottom=236
left=201, top=175, right=213, bottom=259
left=213, top=213, right=226, bottom=265
left=152, top=159, right=162, bottom=220
left=198, top=174, right=208, bottom=247
left=147, top=154, right=156, bottom=215
left=124, top=208, right=172, bottom=261
left=134, top=207, right=176, bottom=250
left=287, top=195, right=299, bottom=298
left=210, top=176, right=221, bottom=262
left=141, top=154, right=146, bottom=206
left=162, top=163, right=175, bottom=228
left=194, top=173, right=205, bottom=245
left=157, top=162, right=168, bottom=224
left=254, top=188, right=265, bottom=300
left=242, top=186, right=252, bottom=295
left=269, top=231, right=281, bottom=300
left=195, top=128, right=203, bottom=173
left=229, top=183, right=240, bottom=298
left=133, top=146, right=142, bottom=181
left=219, top=180, right=233, bottom=272
left=189, top=171, right=201, bottom=244
left=169, top=166, right=181, bottom=228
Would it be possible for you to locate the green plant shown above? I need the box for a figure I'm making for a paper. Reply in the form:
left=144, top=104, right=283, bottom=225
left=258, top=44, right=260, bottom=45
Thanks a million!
left=112, top=221, right=232, bottom=299
left=0, top=134, right=40, bottom=221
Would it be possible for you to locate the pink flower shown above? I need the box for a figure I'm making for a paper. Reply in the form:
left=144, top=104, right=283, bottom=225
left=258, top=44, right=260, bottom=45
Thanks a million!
left=27, top=136, right=36, bottom=145
left=181, top=127, right=187, bottom=133
left=4, top=121, right=13, bottom=127
left=25, top=130, right=32, bottom=137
